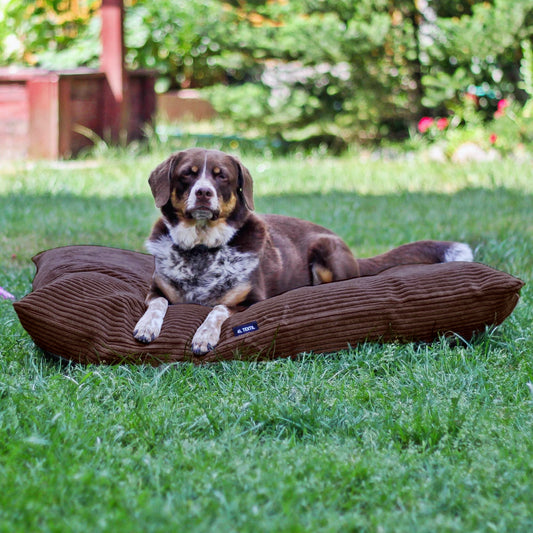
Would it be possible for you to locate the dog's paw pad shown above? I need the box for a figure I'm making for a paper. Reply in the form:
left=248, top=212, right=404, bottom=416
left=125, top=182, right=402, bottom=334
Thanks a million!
left=191, top=330, right=219, bottom=356
left=191, top=341, right=216, bottom=356
left=133, top=329, right=156, bottom=344
left=133, top=317, right=162, bottom=344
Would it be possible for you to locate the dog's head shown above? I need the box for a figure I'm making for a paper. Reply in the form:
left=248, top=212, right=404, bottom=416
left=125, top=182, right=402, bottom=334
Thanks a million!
left=148, top=148, right=254, bottom=226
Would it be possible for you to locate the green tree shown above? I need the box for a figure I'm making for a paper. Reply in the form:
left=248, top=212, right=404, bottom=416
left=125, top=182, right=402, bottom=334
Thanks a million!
left=207, top=0, right=428, bottom=144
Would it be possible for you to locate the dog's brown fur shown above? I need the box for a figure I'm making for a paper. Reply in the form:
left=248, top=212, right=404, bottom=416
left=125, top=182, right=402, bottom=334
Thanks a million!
left=134, top=148, right=473, bottom=354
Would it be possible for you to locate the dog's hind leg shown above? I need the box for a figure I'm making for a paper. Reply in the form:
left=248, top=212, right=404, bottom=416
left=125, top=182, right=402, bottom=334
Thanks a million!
left=309, top=235, right=360, bottom=285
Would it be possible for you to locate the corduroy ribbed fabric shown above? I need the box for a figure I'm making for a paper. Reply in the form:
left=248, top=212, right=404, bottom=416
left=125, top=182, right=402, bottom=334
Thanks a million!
left=13, top=246, right=524, bottom=365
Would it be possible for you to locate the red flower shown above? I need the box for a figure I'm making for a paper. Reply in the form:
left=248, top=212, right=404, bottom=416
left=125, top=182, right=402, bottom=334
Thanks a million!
left=497, top=99, right=509, bottom=112
left=436, top=117, right=448, bottom=131
left=494, top=99, right=509, bottom=119
left=489, top=133, right=497, bottom=144
left=418, top=117, right=434, bottom=134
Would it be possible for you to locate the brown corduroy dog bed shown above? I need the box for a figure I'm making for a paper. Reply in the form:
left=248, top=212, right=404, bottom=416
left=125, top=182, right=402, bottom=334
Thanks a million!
left=13, top=245, right=524, bottom=365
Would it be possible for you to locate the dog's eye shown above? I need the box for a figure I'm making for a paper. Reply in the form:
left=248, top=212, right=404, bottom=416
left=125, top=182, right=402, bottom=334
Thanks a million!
left=179, top=167, right=197, bottom=181
left=215, top=172, right=228, bottom=181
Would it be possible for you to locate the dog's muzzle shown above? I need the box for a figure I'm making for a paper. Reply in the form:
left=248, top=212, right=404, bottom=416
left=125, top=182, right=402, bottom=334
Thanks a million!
left=189, top=207, right=218, bottom=220
left=186, top=181, right=220, bottom=220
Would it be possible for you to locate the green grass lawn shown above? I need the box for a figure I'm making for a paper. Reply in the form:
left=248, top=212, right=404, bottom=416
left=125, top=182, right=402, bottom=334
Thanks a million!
left=1, top=151, right=532, bottom=532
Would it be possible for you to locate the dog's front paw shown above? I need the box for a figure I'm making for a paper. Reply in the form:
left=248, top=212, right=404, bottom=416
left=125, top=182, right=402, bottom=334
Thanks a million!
left=190, top=305, right=230, bottom=356
left=133, top=315, right=162, bottom=344
left=191, top=324, right=220, bottom=355
left=133, top=297, right=168, bottom=344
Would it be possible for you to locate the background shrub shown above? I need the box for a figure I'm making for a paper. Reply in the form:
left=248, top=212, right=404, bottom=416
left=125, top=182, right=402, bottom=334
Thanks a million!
left=1, top=0, right=532, bottom=146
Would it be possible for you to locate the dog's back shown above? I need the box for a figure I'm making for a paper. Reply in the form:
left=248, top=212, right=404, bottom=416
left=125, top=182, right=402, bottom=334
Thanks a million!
left=258, top=214, right=360, bottom=294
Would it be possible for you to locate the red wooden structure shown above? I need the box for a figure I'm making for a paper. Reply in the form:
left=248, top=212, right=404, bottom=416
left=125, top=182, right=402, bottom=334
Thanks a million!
left=0, top=0, right=155, bottom=159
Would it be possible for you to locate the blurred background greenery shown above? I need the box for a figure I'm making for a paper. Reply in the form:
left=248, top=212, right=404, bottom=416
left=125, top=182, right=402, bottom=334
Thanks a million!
left=1, top=0, right=532, bottom=154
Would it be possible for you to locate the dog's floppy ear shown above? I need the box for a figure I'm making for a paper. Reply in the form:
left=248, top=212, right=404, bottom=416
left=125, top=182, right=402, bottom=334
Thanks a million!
left=148, top=153, right=181, bottom=208
left=236, top=160, right=254, bottom=211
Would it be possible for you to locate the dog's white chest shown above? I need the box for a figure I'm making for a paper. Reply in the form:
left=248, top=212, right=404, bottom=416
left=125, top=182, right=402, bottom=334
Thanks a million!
left=148, top=236, right=259, bottom=306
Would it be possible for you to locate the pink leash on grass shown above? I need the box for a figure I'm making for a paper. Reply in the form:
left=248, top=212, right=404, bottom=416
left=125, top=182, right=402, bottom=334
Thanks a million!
left=0, top=286, right=15, bottom=301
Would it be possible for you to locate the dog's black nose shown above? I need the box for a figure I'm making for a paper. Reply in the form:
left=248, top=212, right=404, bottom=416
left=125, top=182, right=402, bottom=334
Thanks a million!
left=195, top=188, right=214, bottom=199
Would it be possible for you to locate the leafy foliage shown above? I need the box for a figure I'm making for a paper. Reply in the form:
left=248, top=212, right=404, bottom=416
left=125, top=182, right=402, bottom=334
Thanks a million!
left=203, top=0, right=533, bottom=144
left=205, top=0, right=426, bottom=144
left=124, top=0, right=228, bottom=92
left=0, top=0, right=101, bottom=68
left=1, top=0, right=533, bottom=145
left=422, top=0, right=533, bottom=116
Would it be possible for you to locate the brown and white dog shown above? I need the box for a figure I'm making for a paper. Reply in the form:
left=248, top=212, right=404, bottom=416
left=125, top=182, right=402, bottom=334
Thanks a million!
left=134, top=148, right=473, bottom=354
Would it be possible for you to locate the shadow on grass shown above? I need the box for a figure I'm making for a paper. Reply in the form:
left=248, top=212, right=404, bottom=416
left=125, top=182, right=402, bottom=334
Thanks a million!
left=1, top=186, right=532, bottom=276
